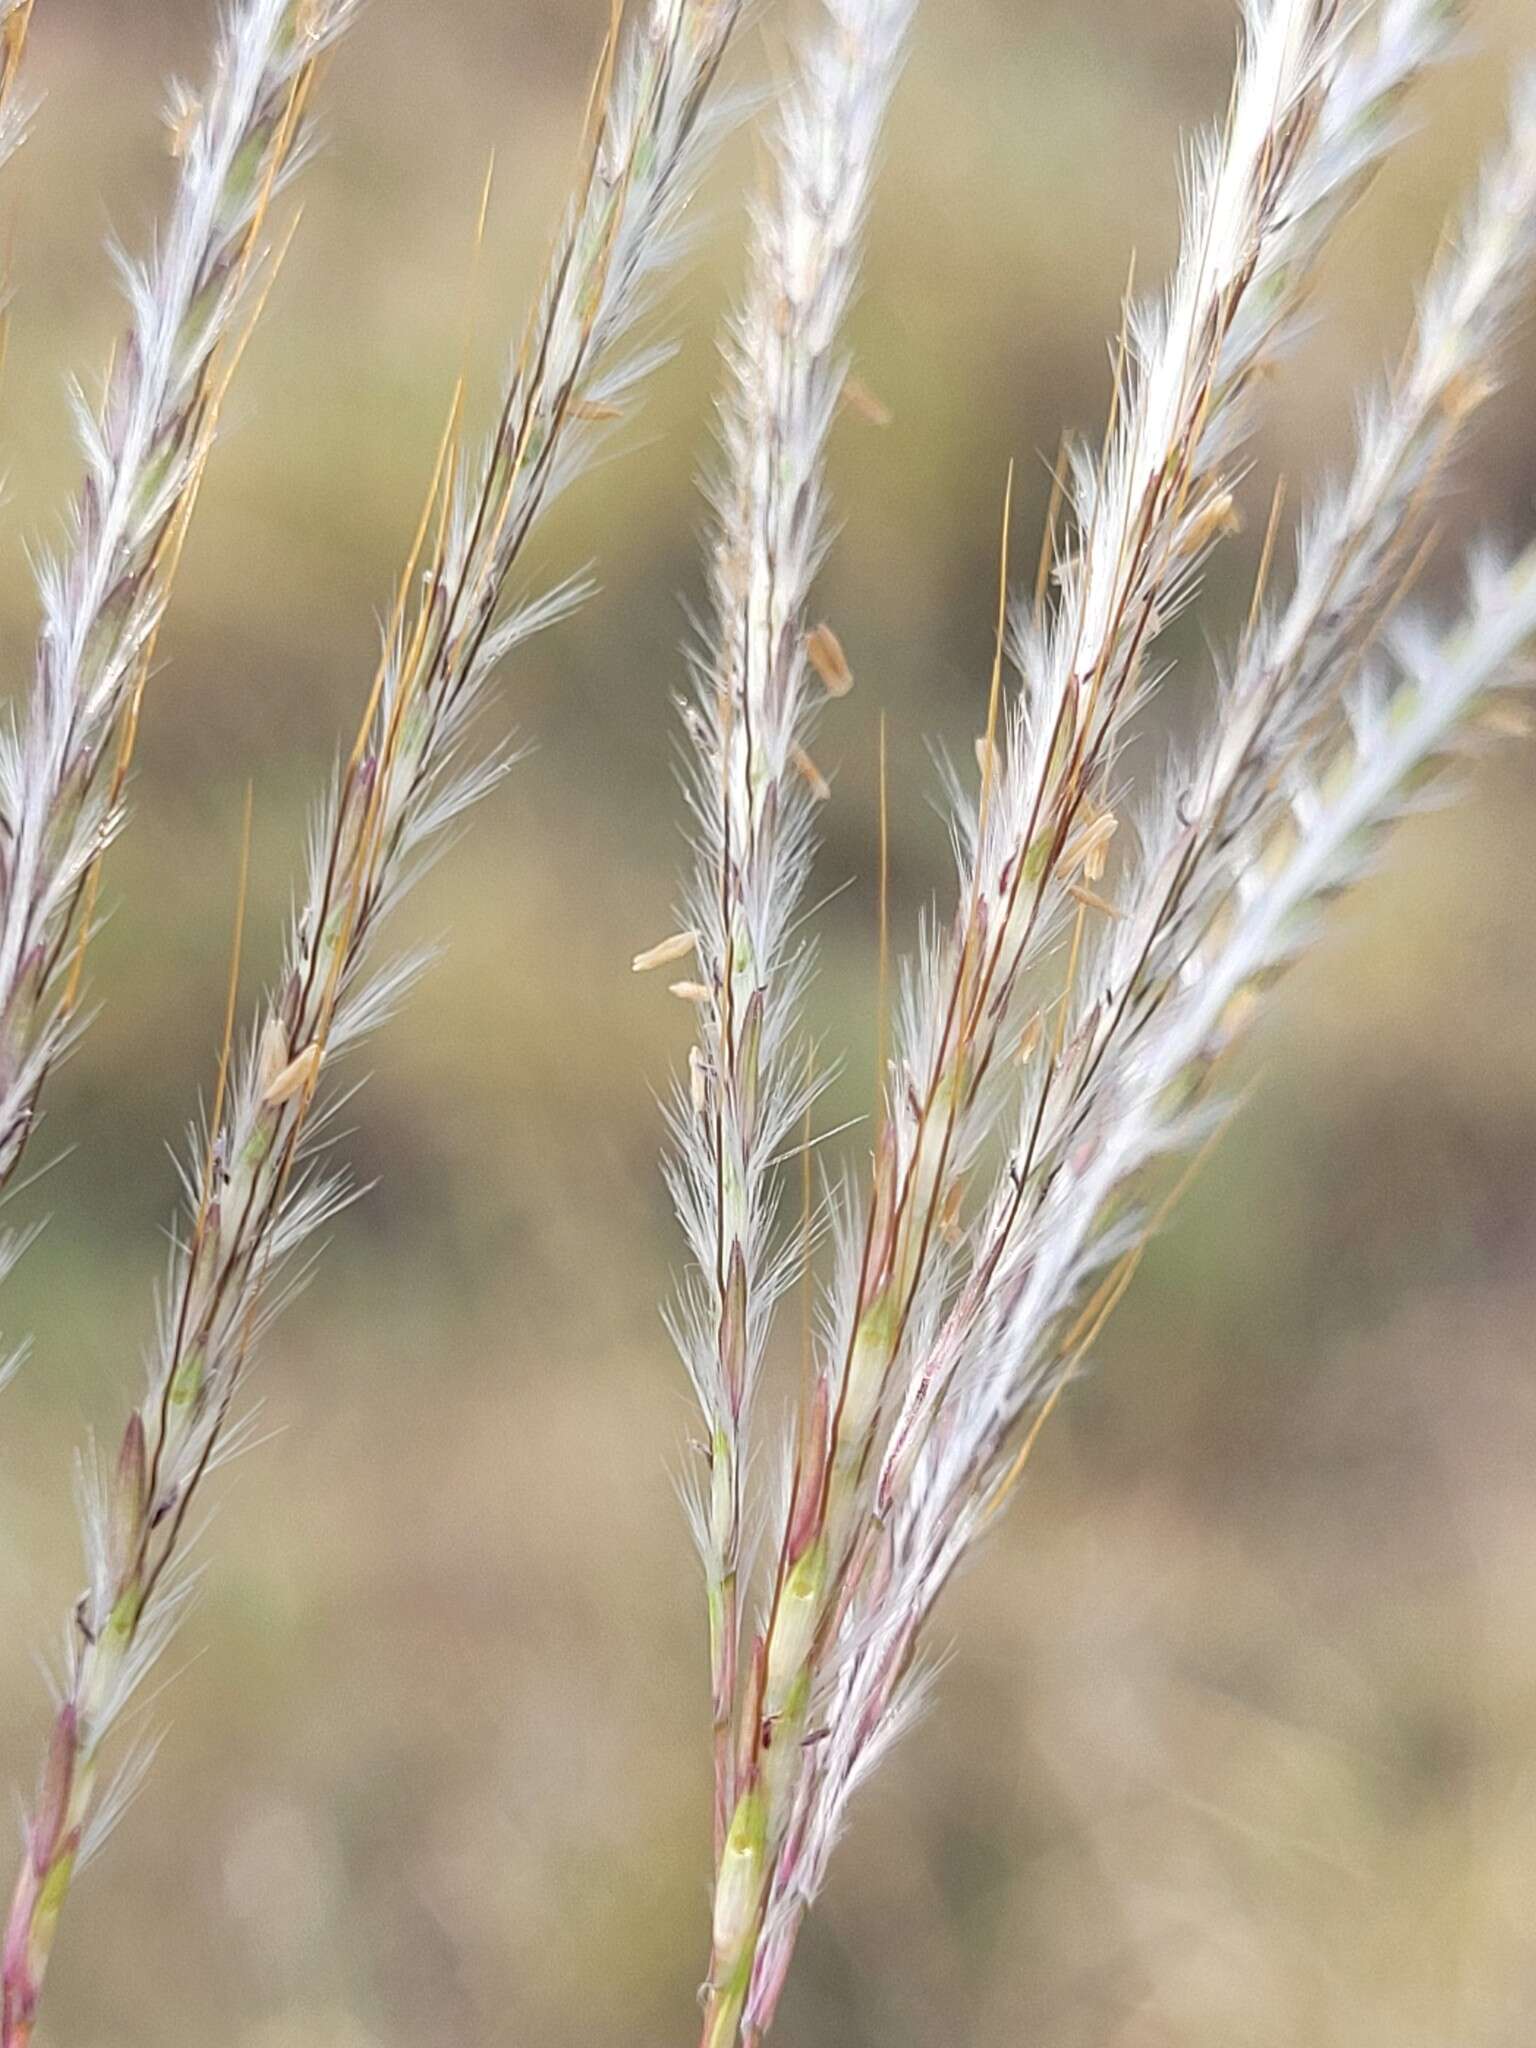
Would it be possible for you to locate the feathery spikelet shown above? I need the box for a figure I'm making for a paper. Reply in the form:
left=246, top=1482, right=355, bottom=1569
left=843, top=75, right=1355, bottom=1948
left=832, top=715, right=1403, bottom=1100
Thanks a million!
left=770, top=540, right=1536, bottom=1980
left=656, top=4, right=916, bottom=2037
left=0, top=0, right=353, bottom=1268
left=744, top=52, right=1536, bottom=2044
left=0, top=6, right=746, bottom=2041
left=867, top=0, right=1457, bottom=1465
left=659, top=7, right=1536, bottom=2043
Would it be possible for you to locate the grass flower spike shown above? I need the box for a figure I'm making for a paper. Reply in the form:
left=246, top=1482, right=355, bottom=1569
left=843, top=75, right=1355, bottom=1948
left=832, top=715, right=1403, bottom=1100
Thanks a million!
left=0, top=0, right=352, bottom=1238
left=1, top=4, right=744, bottom=2043
left=3, top=3, right=1536, bottom=2041
left=657, top=3, right=1536, bottom=2040
left=669, top=0, right=915, bottom=1893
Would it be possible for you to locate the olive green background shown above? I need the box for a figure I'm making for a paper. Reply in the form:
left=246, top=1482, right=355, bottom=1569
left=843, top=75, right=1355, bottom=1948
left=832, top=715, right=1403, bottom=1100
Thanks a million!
left=0, top=2, right=1534, bottom=2043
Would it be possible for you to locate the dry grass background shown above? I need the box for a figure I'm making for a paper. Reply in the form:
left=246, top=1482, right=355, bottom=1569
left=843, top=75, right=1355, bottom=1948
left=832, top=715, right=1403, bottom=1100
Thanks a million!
left=0, top=1, right=1533, bottom=2043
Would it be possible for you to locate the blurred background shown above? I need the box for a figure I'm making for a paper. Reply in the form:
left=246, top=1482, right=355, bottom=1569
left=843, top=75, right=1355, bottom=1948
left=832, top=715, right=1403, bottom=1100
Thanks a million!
left=0, top=1, right=1534, bottom=2043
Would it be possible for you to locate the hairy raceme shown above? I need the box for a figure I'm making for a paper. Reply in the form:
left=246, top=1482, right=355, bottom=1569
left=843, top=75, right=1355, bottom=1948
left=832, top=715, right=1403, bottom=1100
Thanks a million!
left=874, top=57, right=1536, bottom=1550
left=0, top=0, right=354, bottom=1326
left=652, top=1, right=918, bottom=2039
left=0, top=4, right=745, bottom=2043
left=867, top=0, right=1455, bottom=1498
left=783, top=532, right=1536, bottom=1949
left=751, top=0, right=1446, bottom=2028
left=657, top=0, right=915, bottom=1972
left=1194, top=70, right=1536, bottom=874
left=882, top=62, right=1536, bottom=1595
left=651, top=4, right=1536, bottom=2042
left=1, top=3, right=1534, bottom=2043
